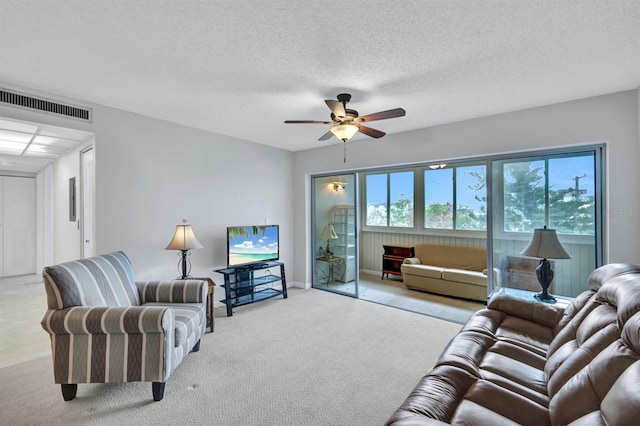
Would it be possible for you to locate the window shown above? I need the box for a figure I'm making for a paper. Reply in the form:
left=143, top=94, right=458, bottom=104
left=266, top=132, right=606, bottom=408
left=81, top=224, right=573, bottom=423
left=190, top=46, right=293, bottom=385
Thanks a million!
left=365, top=171, right=414, bottom=227
left=502, top=153, right=595, bottom=235
left=424, top=167, right=452, bottom=229
left=424, top=164, right=487, bottom=231
left=456, top=165, right=487, bottom=231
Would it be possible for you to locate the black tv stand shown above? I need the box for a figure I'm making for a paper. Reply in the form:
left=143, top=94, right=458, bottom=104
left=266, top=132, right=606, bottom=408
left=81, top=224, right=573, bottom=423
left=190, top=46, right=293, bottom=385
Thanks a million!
left=214, top=261, right=287, bottom=316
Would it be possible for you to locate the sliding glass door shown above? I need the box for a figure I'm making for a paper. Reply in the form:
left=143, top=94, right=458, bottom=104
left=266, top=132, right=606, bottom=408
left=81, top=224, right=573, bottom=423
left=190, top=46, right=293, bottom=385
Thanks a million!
left=489, top=147, right=603, bottom=297
left=312, top=173, right=358, bottom=297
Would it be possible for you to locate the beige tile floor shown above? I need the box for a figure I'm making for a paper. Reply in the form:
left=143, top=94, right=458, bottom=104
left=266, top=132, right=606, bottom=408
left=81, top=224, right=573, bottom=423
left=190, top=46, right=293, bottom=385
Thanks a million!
left=333, top=272, right=485, bottom=324
left=0, top=274, right=51, bottom=369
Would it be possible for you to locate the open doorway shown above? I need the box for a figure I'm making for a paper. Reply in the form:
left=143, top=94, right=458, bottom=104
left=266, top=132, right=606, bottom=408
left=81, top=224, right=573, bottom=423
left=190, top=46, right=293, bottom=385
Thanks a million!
left=0, top=116, right=94, bottom=269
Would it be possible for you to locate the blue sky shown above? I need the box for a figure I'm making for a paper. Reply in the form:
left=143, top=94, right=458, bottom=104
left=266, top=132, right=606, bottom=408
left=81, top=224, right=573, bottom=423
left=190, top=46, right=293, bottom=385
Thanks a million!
left=229, top=226, right=279, bottom=254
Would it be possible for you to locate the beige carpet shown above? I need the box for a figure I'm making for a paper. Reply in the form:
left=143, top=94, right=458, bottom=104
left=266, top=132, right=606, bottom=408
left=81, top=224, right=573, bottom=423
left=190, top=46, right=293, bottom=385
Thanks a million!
left=0, top=288, right=464, bottom=425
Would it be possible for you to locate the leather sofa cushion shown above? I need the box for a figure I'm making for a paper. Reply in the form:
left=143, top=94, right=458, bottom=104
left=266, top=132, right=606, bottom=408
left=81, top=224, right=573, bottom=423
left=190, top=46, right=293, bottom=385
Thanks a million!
left=442, top=268, right=487, bottom=287
left=549, top=339, right=640, bottom=425
left=387, top=364, right=551, bottom=425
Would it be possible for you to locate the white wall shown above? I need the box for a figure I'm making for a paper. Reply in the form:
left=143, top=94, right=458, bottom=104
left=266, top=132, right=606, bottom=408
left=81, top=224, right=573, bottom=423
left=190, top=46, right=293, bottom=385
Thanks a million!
left=35, top=164, right=53, bottom=270
left=0, top=87, right=294, bottom=287
left=90, top=106, right=294, bottom=281
left=293, top=90, right=640, bottom=286
left=52, top=140, right=93, bottom=263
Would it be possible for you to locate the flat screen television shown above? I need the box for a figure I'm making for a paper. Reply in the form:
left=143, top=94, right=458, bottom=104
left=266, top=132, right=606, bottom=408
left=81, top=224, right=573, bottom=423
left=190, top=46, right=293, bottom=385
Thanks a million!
left=226, top=224, right=279, bottom=268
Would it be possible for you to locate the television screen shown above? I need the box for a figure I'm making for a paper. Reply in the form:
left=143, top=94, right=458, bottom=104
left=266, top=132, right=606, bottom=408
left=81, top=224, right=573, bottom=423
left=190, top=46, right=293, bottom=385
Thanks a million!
left=227, top=225, right=279, bottom=267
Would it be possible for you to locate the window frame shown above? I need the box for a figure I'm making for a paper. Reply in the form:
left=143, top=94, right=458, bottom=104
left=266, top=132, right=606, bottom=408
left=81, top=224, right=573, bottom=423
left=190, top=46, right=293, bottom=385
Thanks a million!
left=422, top=162, right=488, bottom=232
left=360, top=145, right=603, bottom=258
left=363, top=169, right=416, bottom=229
left=492, top=149, right=600, bottom=245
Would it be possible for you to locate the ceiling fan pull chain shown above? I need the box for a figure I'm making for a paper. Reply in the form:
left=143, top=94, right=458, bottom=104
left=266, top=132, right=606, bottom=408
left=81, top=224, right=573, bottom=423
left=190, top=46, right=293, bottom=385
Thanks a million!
left=343, top=141, right=347, bottom=163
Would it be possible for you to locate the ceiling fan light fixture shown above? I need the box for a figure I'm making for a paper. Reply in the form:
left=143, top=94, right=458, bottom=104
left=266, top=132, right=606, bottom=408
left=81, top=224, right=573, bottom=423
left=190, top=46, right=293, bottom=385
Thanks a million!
left=330, top=124, right=359, bottom=141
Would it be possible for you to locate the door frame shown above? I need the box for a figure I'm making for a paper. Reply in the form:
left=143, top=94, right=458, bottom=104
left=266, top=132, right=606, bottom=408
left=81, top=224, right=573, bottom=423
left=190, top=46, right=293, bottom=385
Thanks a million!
left=311, top=172, right=359, bottom=298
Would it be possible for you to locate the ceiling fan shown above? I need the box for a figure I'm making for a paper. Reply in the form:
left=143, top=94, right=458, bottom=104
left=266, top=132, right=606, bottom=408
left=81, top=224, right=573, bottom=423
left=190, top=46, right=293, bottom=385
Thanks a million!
left=284, top=93, right=406, bottom=161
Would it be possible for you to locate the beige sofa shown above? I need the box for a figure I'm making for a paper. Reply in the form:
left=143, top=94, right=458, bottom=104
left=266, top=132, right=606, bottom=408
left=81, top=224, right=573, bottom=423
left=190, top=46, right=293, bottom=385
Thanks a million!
left=400, top=244, right=489, bottom=302
left=386, top=263, right=640, bottom=425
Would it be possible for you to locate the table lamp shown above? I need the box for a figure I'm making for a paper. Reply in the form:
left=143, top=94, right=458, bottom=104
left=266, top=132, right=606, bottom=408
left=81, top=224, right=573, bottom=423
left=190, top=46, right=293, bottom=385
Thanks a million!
left=166, top=219, right=204, bottom=279
left=520, top=226, right=571, bottom=303
left=319, top=223, right=338, bottom=258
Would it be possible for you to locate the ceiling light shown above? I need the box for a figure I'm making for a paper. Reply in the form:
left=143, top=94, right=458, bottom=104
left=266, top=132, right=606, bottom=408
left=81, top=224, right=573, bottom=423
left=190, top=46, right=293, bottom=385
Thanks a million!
left=332, top=182, right=348, bottom=192
left=330, top=124, right=359, bottom=142
left=0, top=140, right=27, bottom=151
left=428, top=164, right=447, bottom=169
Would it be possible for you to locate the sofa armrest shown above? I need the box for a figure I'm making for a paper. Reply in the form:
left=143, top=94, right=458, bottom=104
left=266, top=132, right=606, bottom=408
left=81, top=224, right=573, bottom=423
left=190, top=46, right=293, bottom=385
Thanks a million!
left=41, top=305, right=170, bottom=335
left=403, top=257, right=422, bottom=265
left=488, top=293, right=565, bottom=328
left=136, top=279, right=207, bottom=304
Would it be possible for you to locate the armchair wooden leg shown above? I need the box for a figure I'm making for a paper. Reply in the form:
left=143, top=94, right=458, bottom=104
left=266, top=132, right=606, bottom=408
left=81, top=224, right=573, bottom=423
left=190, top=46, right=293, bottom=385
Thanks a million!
left=152, top=382, right=165, bottom=401
left=192, top=339, right=201, bottom=352
left=61, top=384, right=77, bottom=401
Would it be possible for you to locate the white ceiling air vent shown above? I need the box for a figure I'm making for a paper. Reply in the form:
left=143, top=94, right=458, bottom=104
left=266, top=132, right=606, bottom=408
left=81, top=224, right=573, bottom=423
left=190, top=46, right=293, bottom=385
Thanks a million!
left=0, top=88, right=92, bottom=123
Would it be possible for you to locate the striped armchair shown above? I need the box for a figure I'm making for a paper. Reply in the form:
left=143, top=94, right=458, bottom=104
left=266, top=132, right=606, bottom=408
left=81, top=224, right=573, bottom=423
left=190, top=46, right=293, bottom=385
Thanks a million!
left=40, top=251, right=206, bottom=402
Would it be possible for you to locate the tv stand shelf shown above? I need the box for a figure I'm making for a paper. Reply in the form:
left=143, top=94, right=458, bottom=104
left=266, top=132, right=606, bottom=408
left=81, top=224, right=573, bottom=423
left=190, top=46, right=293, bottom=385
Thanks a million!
left=214, top=261, right=287, bottom=316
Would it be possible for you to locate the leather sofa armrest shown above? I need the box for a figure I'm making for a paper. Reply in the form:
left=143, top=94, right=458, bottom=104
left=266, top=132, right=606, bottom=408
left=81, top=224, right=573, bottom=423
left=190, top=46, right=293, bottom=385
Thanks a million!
left=488, top=293, right=565, bottom=328
left=136, top=279, right=207, bottom=304
left=41, top=305, right=170, bottom=335
left=403, top=257, right=422, bottom=265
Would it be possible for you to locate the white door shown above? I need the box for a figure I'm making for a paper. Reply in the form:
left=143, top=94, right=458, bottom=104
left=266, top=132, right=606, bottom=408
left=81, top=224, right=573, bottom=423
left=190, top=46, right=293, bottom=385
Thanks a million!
left=2, top=176, right=36, bottom=276
left=81, top=146, right=95, bottom=258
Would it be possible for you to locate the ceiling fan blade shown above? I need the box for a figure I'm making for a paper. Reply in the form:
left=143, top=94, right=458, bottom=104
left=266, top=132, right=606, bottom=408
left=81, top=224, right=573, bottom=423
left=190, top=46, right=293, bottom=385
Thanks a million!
left=359, top=108, right=406, bottom=122
left=318, top=130, right=334, bottom=141
left=284, top=120, right=332, bottom=124
left=325, top=100, right=346, bottom=118
left=358, top=125, right=386, bottom=139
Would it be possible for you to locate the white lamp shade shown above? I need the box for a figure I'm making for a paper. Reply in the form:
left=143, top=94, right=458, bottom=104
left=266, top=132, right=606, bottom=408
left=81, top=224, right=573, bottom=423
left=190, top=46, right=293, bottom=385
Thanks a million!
left=520, top=227, right=571, bottom=259
left=166, top=224, right=204, bottom=250
left=330, top=124, right=359, bottom=141
left=319, top=223, right=338, bottom=240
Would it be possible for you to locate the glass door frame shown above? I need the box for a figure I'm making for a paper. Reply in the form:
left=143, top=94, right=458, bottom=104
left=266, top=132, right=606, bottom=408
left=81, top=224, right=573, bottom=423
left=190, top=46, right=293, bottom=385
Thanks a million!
left=311, top=172, right=359, bottom=298
left=486, top=144, right=605, bottom=296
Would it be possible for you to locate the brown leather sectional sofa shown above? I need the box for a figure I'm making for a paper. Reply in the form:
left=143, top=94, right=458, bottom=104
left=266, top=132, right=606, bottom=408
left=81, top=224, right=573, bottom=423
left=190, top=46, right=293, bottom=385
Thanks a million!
left=386, top=263, right=640, bottom=425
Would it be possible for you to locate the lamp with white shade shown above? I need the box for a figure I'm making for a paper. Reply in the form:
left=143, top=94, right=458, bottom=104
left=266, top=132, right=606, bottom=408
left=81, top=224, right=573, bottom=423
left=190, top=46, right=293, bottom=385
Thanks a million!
left=520, top=226, right=571, bottom=303
left=166, top=220, right=204, bottom=279
left=319, top=223, right=338, bottom=259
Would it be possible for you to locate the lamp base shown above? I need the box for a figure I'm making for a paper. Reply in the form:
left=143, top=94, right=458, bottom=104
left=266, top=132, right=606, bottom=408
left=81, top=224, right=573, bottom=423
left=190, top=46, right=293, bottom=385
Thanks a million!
left=178, top=250, right=191, bottom=279
left=535, top=258, right=556, bottom=304
left=534, top=291, right=556, bottom=304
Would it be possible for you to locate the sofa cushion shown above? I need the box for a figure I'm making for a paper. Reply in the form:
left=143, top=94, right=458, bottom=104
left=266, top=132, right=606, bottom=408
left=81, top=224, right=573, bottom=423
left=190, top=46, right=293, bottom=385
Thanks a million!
left=442, top=268, right=487, bottom=287
left=401, top=264, right=443, bottom=279
left=413, top=244, right=486, bottom=272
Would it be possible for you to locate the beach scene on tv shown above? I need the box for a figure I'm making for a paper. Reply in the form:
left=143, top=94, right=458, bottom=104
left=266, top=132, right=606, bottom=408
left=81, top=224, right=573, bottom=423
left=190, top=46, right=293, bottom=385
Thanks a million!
left=228, top=225, right=279, bottom=266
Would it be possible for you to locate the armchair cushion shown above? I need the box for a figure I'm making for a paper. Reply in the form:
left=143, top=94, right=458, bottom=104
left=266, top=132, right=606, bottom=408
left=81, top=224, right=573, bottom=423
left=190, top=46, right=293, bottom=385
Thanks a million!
left=143, top=303, right=204, bottom=347
left=43, top=251, right=139, bottom=309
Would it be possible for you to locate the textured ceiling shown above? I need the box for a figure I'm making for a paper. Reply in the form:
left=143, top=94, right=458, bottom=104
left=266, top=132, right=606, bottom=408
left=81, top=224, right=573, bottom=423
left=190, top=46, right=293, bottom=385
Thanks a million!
left=1, top=1, right=639, bottom=153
